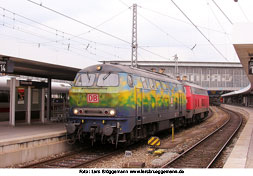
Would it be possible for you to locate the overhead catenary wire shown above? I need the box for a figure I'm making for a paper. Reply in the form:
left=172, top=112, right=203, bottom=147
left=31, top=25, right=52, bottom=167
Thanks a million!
left=139, top=5, right=230, bottom=35
left=0, top=6, right=131, bottom=49
left=117, top=0, right=130, bottom=8
left=27, top=0, right=172, bottom=61
left=0, top=6, right=129, bottom=60
left=237, top=2, right=250, bottom=22
left=138, top=12, right=191, bottom=50
left=0, top=22, right=103, bottom=61
left=211, top=0, right=233, bottom=25
left=0, top=14, right=126, bottom=61
left=170, top=0, right=229, bottom=61
left=206, top=0, right=232, bottom=45
left=206, top=1, right=226, bottom=34
left=46, top=6, right=132, bottom=44
left=27, top=0, right=131, bottom=45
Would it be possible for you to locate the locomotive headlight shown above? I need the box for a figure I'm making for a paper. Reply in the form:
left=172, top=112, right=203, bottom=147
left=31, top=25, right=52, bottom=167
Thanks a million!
left=109, top=109, right=116, bottom=116
left=73, top=108, right=79, bottom=115
left=96, top=65, right=102, bottom=71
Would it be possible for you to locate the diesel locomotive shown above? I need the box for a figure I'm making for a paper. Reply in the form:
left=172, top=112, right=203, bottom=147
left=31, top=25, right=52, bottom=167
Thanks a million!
left=65, top=64, right=209, bottom=147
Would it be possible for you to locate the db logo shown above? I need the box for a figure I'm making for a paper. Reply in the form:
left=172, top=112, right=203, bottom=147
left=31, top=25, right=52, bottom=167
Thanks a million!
left=87, top=94, right=99, bottom=103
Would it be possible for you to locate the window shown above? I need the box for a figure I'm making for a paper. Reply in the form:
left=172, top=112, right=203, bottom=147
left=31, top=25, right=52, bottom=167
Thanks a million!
left=156, top=81, right=161, bottom=90
left=161, top=82, right=168, bottom=90
left=141, top=77, right=148, bottom=89
left=167, top=82, right=172, bottom=92
left=0, top=91, right=9, bottom=103
left=127, top=74, right=133, bottom=87
left=149, top=79, right=156, bottom=89
left=97, top=73, right=119, bottom=86
left=74, top=73, right=95, bottom=86
left=192, top=87, right=208, bottom=95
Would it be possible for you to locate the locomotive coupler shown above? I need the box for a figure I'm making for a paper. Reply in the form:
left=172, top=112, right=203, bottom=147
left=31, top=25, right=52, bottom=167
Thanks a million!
left=65, top=122, right=80, bottom=134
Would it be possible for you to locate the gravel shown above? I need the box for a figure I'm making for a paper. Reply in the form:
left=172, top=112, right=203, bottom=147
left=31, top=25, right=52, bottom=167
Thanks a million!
left=85, top=106, right=232, bottom=168
left=13, top=106, right=246, bottom=168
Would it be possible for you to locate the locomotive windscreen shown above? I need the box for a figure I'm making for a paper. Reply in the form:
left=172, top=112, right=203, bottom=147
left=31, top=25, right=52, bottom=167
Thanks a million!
left=74, top=72, right=119, bottom=87
left=74, top=73, right=95, bottom=86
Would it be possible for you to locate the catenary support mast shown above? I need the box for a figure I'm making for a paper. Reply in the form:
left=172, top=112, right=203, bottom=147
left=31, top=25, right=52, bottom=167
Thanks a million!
left=131, top=4, right=138, bottom=67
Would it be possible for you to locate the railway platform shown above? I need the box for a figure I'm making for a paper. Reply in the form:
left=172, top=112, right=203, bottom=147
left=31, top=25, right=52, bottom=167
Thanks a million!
left=222, top=104, right=253, bottom=168
left=0, top=120, right=73, bottom=168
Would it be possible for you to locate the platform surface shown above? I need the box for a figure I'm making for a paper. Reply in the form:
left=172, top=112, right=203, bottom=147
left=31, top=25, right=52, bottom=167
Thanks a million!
left=0, top=120, right=66, bottom=146
left=222, top=104, right=253, bottom=168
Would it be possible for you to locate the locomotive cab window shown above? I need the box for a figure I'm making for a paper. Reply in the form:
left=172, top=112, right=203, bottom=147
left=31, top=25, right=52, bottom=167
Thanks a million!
left=127, top=74, right=133, bottom=87
left=97, top=73, right=119, bottom=86
left=74, top=73, right=95, bottom=86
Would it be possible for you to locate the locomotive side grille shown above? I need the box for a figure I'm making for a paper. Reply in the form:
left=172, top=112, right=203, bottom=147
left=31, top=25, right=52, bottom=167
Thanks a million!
left=84, top=110, right=103, bottom=114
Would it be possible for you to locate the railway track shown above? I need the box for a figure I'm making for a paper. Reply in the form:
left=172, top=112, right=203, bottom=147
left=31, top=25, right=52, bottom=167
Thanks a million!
left=162, top=107, right=242, bottom=168
left=23, top=147, right=119, bottom=168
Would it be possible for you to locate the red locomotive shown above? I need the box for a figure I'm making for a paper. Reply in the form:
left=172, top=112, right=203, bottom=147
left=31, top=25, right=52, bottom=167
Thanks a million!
left=184, top=82, right=209, bottom=122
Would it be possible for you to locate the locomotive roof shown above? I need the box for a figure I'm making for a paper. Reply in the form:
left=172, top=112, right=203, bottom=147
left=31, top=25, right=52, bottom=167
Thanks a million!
left=182, top=81, right=207, bottom=90
left=79, top=64, right=181, bottom=84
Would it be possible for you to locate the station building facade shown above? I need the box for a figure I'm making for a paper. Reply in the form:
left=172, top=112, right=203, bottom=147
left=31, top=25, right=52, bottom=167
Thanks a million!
left=104, top=61, right=249, bottom=91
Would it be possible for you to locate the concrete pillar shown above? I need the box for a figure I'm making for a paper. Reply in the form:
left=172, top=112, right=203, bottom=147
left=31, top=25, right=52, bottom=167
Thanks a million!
left=9, top=77, right=16, bottom=126
left=26, top=86, right=31, bottom=124
left=47, top=78, right=52, bottom=120
left=40, top=88, right=45, bottom=123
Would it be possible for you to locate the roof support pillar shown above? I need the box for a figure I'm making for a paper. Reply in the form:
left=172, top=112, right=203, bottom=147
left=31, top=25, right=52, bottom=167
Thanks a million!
left=26, top=86, right=31, bottom=125
left=40, top=87, right=45, bottom=123
left=47, top=78, right=52, bottom=121
left=9, top=77, right=16, bottom=126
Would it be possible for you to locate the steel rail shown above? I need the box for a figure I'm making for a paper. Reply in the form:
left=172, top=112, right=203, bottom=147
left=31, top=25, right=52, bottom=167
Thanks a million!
left=161, top=106, right=242, bottom=168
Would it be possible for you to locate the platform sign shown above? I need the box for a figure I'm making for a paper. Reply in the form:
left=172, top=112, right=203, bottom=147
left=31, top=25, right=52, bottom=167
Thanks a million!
left=19, top=80, right=48, bottom=88
left=0, top=60, right=6, bottom=72
left=148, top=136, right=161, bottom=147
left=0, top=60, right=14, bottom=73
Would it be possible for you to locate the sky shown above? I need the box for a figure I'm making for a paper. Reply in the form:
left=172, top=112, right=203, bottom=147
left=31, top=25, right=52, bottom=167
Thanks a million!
left=0, top=0, right=252, bottom=69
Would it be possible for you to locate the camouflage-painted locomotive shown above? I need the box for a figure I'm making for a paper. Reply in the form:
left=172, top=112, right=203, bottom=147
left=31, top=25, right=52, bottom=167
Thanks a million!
left=66, top=64, right=208, bottom=147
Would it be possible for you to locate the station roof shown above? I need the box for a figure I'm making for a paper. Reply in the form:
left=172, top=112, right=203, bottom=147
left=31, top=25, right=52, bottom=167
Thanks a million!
left=222, top=23, right=253, bottom=97
left=0, top=54, right=80, bottom=81
left=102, top=60, right=243, bottom=68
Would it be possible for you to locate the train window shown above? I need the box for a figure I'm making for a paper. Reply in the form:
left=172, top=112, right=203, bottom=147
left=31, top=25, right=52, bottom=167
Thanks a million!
left=156, top=81, right=161, bottom=90
left=127, top=75, right=133, bottom=87
left=171, top=84, right=177, bottom=92
left=161, top=82, right=168, bottom=90
left=97, top=73, right=119, bottom=86
left=183, top=86, right=186, bottom=93
left=192, top=87, right=207, bottom=95
left=167, top=82, right=172, bottom=92
left=149, top=79, right=155, bottom=89
left=74, top=73, right=95, bottom=86
left=141, top=77, right=148, bottom=89
left=0, top=92, right=9, bottom=102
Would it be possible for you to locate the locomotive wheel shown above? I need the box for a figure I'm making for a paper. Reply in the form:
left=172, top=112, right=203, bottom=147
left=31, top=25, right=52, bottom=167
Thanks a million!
left=67, top=134, right=76, bottom=145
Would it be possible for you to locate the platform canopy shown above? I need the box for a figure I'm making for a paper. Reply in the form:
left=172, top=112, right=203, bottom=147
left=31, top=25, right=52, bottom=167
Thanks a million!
left=0, top=54, right=80, bottom=81
left=222, top=23, right=253, bottom=96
